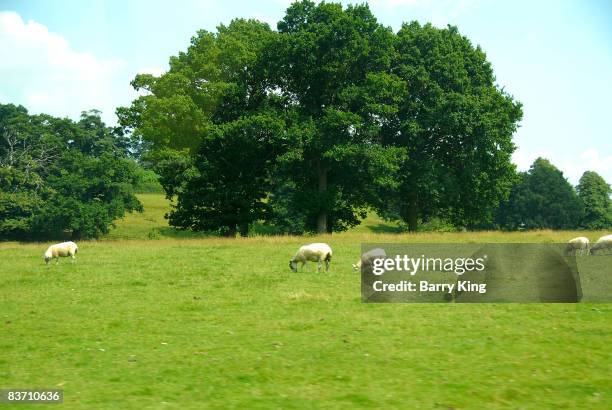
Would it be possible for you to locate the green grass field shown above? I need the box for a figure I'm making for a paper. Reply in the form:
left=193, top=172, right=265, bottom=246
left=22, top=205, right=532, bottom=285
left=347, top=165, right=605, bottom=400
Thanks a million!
left=1, top=194, right=610, bottom=409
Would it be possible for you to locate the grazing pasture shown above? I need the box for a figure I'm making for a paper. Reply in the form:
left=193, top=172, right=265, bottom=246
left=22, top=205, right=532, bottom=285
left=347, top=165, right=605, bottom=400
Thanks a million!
left=1, top=194, right=610, bottom=409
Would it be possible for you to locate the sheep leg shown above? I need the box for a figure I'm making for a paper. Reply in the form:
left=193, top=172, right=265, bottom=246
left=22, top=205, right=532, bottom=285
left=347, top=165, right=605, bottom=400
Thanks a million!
left=317, top=261, right=322, bottom=273
left=325, top=260, right=330, bottom=272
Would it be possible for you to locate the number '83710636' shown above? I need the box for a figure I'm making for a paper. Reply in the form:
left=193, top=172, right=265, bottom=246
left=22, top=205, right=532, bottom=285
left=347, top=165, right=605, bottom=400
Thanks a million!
left=2, top=389, right=63, bottom=403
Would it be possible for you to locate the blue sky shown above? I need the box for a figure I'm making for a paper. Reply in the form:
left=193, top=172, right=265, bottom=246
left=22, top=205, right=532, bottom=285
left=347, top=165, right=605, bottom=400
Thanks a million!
left=1, top=0, right=610, bottom=184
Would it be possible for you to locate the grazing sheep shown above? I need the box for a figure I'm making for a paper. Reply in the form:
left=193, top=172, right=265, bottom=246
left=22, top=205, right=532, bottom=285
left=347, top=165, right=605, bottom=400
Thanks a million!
left=353, top=247, right=387, bottom=271
left=565, top=237, right=590, bottom=256
left=289, top=243, right=332, bottom=273
left=44, top=241, right=78, bottom=264
left=590, top=234, right=612, bottom=255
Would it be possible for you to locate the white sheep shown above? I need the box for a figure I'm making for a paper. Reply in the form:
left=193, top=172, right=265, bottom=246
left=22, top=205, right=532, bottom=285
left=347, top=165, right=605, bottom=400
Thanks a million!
left=44, top=241, right=78, bottom=264
left=590, top=234, right=612, bottom=255
left=353, top=247, right=387, bottom=271
left=565, top=236, right=590, bottom=256
left=289, top=243, right=332, bottom=273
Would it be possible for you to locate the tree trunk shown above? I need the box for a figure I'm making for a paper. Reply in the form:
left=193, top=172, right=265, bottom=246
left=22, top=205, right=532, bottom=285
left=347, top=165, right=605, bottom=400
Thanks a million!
left=407, top=193, right=418, bottom=233
left=71, top=230, right=82, bottom=240
left=316, top=160, right=328, bottom=234
left=239, top=223, right=249, bottom=237
left=224, top=224, right=237, bottom=237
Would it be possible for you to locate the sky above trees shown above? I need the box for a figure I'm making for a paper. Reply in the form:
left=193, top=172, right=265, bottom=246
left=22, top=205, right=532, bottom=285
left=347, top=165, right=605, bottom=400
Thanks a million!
left=1, top=0, right=610, bottom=184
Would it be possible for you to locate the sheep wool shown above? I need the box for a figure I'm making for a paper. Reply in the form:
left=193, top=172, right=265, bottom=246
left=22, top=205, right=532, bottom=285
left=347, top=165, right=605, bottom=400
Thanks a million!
left=566, top=237, right=590, bottom=256
left=289, top=243, right=332, bottom=273
left=353, top=248, right=387, bottom=271
left=591, top=234, right=612, bottom=255
left=44, top=241, right=78, bottom=264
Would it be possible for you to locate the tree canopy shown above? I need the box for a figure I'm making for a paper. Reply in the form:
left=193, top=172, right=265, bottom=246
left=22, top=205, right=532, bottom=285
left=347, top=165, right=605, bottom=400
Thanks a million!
left=577, top=170, right=612, bottom=229
left=496, top=158, right=583, bottom=230
left=374, top=22, right=522, bottom=231
left=0, top=104, right=142, bottom=240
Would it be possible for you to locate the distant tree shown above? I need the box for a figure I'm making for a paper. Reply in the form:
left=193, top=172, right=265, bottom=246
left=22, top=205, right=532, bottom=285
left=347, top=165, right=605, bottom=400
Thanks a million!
left=497, top=158, right=583, bottom=230
left=0, top=104, right=142, bottom=240
left=376, top=22, right=522, bottom=231
left=577, top=171, right=612, bottom=229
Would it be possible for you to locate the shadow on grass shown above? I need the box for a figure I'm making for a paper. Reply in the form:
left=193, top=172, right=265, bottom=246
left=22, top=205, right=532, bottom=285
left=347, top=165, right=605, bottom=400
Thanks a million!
left=366, top=223, right=405, bottom=234
left=249, top=222, right=287, bottom=236
left=145, top=219, right=405, bottom=238
left=153, top=227, right=214, bottom=239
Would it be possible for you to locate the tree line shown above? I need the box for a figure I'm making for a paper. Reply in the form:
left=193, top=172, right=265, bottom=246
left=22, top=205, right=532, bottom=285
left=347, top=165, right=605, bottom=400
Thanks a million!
left=118, top=0, right=525, bottom=236
left=1, top=1, right=609, bottom=240
left=0, top=104, right=142, bottom=240
left=497, top=158, right=611, bottom=230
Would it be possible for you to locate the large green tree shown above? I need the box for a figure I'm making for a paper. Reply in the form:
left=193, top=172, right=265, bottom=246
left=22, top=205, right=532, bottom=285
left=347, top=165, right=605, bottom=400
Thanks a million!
left=0, top=104, right=142, bottom=240
left=269, top=0, right=402, bottom=233
left=376, top=22, right=522, bottom=231
left=118, top=19, right=285, bottom=235
left=577, top=170, right=611, bottom=229
left=496, top=158, right=583, bottom=230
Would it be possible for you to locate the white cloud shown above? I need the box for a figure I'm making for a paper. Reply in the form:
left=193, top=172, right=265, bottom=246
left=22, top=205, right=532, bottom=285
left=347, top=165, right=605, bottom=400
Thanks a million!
left=0, top=11, right=124, bottom=124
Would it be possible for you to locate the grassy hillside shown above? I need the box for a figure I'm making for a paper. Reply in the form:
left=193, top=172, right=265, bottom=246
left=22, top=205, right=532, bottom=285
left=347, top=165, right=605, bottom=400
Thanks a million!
left=104, top=194, right=207, bottom=240
left=1, top=194, right=610, bottom=409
